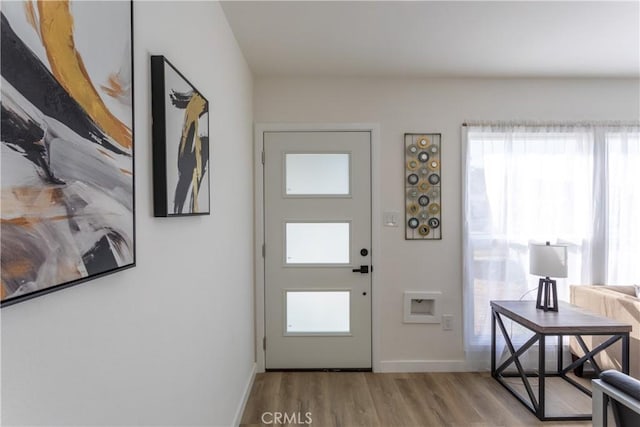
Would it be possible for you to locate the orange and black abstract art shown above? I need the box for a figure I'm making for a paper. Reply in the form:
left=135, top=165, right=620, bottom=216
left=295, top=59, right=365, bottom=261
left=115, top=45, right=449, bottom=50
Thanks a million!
left=1, top=1, right=134, bottom=306
left=151, top=56, right=210, bottom=217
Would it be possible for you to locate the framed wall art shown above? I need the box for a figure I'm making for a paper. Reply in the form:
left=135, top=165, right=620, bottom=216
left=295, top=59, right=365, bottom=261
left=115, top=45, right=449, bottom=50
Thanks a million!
left=404, top=133, right=441, bottom=240
left=151, top=56, right=210, bottom=217
left=1, top=1, right=135, bottom=307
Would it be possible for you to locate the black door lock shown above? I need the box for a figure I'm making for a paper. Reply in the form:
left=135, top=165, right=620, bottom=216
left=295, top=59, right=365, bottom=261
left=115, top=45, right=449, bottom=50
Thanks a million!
left=352, top=265, right=369, bottom=274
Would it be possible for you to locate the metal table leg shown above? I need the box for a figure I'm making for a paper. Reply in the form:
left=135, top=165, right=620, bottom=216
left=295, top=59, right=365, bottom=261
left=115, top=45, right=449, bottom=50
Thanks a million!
left=538, top=334, right=545, bottom=420
left=491, top=309, right=496, bottom=376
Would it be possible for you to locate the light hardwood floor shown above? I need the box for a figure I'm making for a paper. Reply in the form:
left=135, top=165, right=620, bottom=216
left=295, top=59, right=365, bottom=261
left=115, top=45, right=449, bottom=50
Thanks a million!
left=240, top=372, right=592, bottom=426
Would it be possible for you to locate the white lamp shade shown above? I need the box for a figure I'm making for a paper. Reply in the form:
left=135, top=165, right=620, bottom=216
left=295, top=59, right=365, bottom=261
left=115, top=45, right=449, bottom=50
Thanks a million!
left=529, top=243, right=568, bottom=278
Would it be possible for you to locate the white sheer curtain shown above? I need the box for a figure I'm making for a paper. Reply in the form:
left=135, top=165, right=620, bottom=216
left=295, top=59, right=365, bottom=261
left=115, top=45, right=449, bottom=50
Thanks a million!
left=463, top=123, right=640, bottom=369
left=604, top=127, right=640, bottom=283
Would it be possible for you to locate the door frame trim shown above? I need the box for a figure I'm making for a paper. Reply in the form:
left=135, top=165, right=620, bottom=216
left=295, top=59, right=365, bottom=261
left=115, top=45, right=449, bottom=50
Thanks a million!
left=254, top=123, right=381, bottom=372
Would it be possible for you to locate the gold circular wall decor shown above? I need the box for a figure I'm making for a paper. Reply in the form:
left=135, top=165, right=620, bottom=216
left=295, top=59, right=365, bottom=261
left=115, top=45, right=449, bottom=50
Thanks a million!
left=417, top=136, right=430, bottom=148
left=406, top=159, right=419, bottom=171
left=405, top=134, right=441, bottom=240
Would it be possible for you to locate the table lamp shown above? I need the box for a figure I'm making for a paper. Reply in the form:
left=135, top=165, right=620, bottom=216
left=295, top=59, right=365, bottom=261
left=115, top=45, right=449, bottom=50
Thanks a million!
left=529, top=242, right=568, bottom=312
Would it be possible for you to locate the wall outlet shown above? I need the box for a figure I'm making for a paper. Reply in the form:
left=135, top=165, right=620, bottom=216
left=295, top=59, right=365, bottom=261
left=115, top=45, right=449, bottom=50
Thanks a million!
left=442, top=315, right=453, bottom=331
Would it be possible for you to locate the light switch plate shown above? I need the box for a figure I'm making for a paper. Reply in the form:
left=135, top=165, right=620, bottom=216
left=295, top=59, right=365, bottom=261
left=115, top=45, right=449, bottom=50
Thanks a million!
left=383, top=211, right=400, bottom=227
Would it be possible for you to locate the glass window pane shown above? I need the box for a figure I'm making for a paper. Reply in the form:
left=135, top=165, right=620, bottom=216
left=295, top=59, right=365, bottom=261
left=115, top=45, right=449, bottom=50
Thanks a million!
left=286, top=291, right=350, bottom=333
left=286, top=222, right=350, bottom=264
left=286, top=153, right=350, bottom=195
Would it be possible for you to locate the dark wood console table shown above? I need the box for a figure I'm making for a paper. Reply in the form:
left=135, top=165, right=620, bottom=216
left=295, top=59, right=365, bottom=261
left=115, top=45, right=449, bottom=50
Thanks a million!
left=491, top=300, right=631, bottom=421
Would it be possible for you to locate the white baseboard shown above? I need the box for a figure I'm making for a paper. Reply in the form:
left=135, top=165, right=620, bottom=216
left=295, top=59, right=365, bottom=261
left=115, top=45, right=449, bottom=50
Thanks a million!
left=233, top=362, right=257, bottom=427
left=377, top=359, right=472, bottom=373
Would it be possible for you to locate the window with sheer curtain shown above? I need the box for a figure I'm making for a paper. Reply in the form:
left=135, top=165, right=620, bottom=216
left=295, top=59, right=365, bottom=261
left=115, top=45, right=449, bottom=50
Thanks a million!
left=605, top=130, right=640, bottom=283
left=462, top=124, right=640, bottom=366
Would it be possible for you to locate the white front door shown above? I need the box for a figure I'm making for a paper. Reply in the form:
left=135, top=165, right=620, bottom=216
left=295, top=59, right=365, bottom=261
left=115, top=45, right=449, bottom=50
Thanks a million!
left=263, top=131, right=372, bottom=370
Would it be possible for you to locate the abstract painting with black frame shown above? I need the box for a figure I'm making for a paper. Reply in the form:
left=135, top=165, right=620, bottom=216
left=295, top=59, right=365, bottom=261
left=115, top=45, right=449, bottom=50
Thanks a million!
left=405, top=133, right=442, bottom=240
left=1, top=1, right=135, bottom=307
left=151, top=55, right=210, bottom=217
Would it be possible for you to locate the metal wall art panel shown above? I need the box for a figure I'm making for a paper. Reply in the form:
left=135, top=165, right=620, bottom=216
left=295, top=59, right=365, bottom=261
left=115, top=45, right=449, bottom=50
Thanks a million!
left=404, top=133, right=441, bottom=240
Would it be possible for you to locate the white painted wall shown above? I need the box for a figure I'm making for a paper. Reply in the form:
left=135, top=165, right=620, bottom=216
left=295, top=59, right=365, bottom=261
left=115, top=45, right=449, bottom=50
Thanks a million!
left=1, top=1, right=255, bottom=425
left=254, top=77, right=640, bottom=371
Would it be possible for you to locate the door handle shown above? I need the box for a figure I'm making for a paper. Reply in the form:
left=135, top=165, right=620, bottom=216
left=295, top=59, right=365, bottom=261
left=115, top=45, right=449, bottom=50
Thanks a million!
left=352, top=265, right=369, bottom=274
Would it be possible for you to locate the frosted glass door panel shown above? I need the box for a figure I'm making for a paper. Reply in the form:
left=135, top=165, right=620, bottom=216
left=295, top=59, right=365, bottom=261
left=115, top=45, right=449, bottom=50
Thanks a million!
left=285, top=153, right=350, bottom=195
left=286, top=291, right=350, bottom=333
left=285, top=222, right=350, bottom=264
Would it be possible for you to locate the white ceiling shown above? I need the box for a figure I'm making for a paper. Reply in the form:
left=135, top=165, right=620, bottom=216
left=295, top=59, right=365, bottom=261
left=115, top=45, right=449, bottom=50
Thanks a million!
left=221, top=0, right=640, bottom=78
